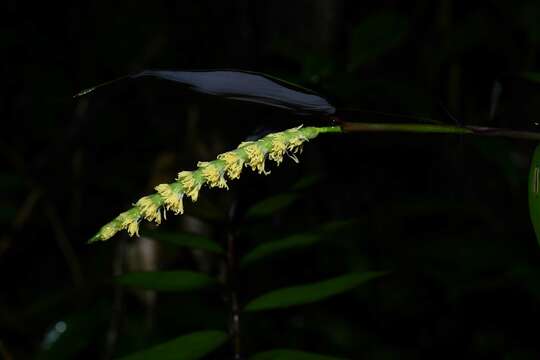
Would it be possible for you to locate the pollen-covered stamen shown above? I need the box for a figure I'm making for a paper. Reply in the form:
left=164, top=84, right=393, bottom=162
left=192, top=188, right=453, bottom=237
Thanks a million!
left=117, top=208, right=141, bottom=237
left=155, top=182, right=184, bottom=215
left=198, top=161, right=228, bottom=189
left=177, top=171, right=203, bottom=201
left=239, top=141, right=269, bottom=175
left=126, top=221, right=140, bottom=237
left=267, top=133, right=288, bottom=165
left=284, top=130, right=309, bottom=163
left=136, top=195, right=163, bottom=224
left=217, top=151, right=244, bottom=180
left=287, top=133, right=308, bottom=150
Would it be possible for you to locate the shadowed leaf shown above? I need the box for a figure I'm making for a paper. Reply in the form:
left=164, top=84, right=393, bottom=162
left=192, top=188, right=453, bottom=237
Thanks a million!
left=529, top=144, right=540, bottom=246
left=241, top=220, right=357, bottom=267
left=75, top=70, right=336, bottom=117
left=522, top=72, right=540, bottom=83
left=144, top=230, right=223, bottom=253
left=246, top=193, right=299, bottom=218
left=115, top=271, right=216, bottom=292
left=251, top=349, right=346, bottom=360
left=291, top=174, right=322, bottom=191
left=116, top=330, right=228, bottom=360
left=244, top=272, right=387, bottom=312
left=318, top=219, right=357, bottom=233
left=241, top=233, right=322, bottom=267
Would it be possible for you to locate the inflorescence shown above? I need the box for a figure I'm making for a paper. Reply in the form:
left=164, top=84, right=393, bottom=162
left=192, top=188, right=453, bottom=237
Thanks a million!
left=90, top=125, right=340, bottom=242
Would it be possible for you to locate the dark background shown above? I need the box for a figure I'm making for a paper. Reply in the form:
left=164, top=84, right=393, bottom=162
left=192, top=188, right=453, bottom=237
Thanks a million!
left=2, top=0, right=540, bottom=359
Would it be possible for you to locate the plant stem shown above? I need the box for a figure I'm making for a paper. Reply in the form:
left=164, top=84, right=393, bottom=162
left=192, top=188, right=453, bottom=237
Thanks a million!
left=339, top=121, right=540, bottom=141
left=227, top=225, right=241, bottom=359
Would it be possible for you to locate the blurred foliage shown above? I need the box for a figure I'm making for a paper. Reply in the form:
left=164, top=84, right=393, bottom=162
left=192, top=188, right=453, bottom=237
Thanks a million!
left=3, top=0, right=540, bottom=359
left=116, top=331, right=228, bottom=360
left=529, top=145, right=540, bottom=245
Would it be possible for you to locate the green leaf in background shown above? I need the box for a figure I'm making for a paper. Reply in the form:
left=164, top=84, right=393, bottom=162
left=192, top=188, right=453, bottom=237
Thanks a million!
left=144, top=230, right=223, bottom=253
left=246, top=193, right=299, bottom=218
left=318, top=219, right=357, bottom=233
left=244, top=272, right=387, bottom=312
left=241, top=233, right=322, bottom=267
left=521, top=72, right=540, bottom=83
left=291, top=174, right=323, bottom=191
left=349, top=12, right=409, bottom=71
left=116, top=330, right=228, bottom=360
left=528, top=144, right=540, bottom=246
left=115, top=271, right=216, bottom=292
left=240, top=220, right=356, bottom=267
left=251, top=349, right=347, bottom=360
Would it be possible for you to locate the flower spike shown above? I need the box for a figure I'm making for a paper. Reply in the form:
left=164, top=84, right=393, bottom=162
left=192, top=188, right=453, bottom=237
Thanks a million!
left=89, top=125, right=341, bottom=242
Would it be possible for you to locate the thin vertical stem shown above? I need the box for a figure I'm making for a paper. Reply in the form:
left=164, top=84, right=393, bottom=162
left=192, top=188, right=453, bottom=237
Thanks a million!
left=227, top=224, right=241, bottom=359
left=103, top=237, right=125, bottom=360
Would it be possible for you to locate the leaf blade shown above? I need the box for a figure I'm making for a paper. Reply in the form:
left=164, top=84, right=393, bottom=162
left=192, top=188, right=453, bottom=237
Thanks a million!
left=529, top=144, right=540, bottom=246
left=246, top=193, right=299, bottom=218
left=251, top=349, right=347, bottom=360
left=240, top=233, right=322, bottom=267
left=240, top=219, right=358, bottom=267
left=116, top=330, right=228, bottom=360
left=115, top=271, right=217, bottom=292
left=244, top=272, right=387, bottom=312
left=291, top=174, right=322, bottom=191
left=522, top=72, right=540, bottom=83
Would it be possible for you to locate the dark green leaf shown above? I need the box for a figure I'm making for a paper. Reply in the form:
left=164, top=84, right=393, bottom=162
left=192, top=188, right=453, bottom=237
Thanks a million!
left=115, top=271, right=216, bottom=292
left=251, top=349, right=346, bottom=360
left=246, top=193, right=298, bottom=218
left=291, top=174, right=322, bottom=191
left=116, top=330, right=228, bottom=360
left=241, top=220, right=358, bottom=267
left=349, top=12, right=409, bottom=70
left=144, top=230, right=223, bottom=253
left=529, top=144, right=540, bottom=246
left=319, top=219, right=357, bottom=233
left=522, top=72, right=540, bottom=83
left=244, top=272, right=387, bottom=312
left=241, top=233, right=322, bottom=267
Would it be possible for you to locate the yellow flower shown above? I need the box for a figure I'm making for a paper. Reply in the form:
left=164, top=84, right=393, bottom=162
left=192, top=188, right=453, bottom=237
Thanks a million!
left=155, top=183, right=184, bottom=215
left=198, top=161, right=228, bottom=189
left=217, top=151, right=244, bottom=179
left=117, top=209, right=141, bottom=237
left=285, top=129, right=308, bottom=163
left=268, top=133, right=288, bottom=165
left=136, top=195, right=162, bottom=224
left=90, top=125, right=342, bottom=243
left=126, top=221, right=139, bottom=237
left=239, top=142, right=269, bottom=175
left=177, top=171, right=203, bottom=201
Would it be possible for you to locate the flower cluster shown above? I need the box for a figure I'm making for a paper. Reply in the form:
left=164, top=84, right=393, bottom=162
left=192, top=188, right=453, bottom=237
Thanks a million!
left=90, top=125, right=339, bottom=242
